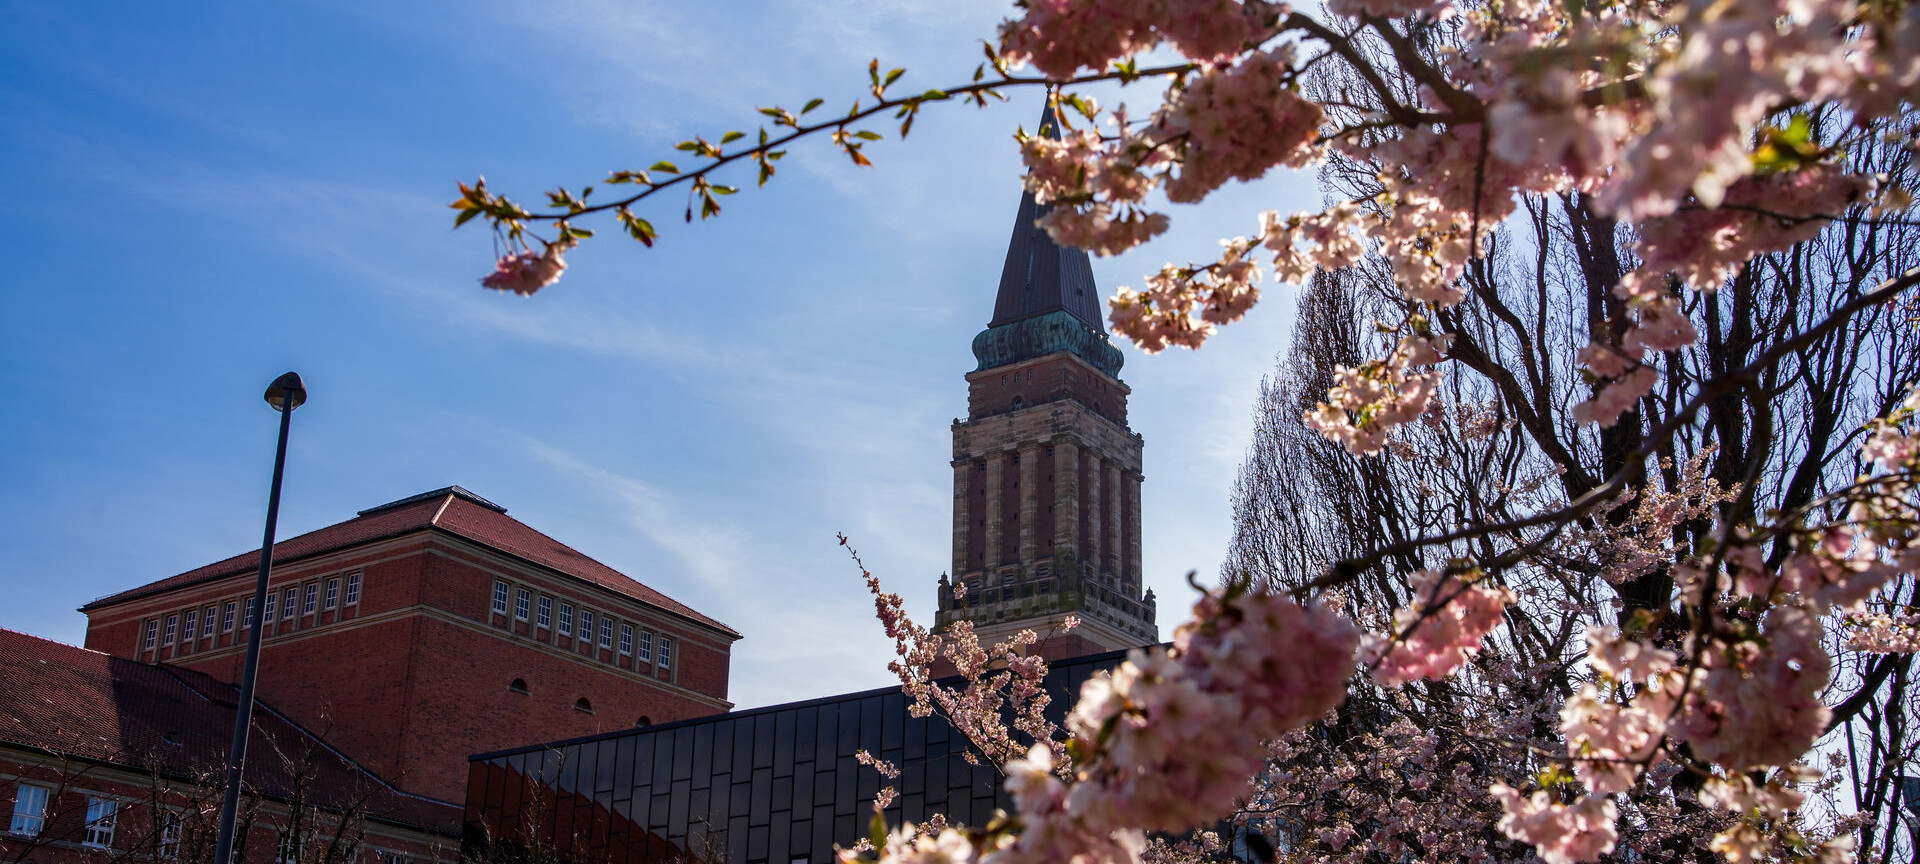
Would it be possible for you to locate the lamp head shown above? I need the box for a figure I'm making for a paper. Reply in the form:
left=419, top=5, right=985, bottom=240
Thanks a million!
left=264, top=372, right=307, bottom=412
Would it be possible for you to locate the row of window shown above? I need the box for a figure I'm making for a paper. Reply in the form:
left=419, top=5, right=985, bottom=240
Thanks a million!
left=490, top=580, right=673, bottom=669
left=10, top=782, right=422, bottom=864
left=141, top=572, right=362, bottom=654
left=8, top=783, right=115, bottom=848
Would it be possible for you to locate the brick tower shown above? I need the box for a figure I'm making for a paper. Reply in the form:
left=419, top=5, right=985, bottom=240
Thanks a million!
left=934, top=110, right=1159, bottom=659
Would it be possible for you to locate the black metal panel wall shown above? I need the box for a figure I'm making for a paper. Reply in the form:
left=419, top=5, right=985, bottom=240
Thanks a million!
left=465, top=649, right=1125, bottom=864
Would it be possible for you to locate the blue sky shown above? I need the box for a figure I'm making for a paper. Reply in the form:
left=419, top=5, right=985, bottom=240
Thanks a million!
left=0, top=0, right=1318, bottom=709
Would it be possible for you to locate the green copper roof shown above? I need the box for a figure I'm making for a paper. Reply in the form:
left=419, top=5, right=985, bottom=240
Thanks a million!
left=972, top=309, right=1124, bottom=377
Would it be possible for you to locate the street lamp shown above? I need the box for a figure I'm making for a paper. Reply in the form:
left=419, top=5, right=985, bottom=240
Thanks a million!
left=212, top=372, right=307, bottom=864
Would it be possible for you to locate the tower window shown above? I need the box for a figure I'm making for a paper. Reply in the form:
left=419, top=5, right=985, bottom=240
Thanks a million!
left=1011, top=396, right=1024, bottom=410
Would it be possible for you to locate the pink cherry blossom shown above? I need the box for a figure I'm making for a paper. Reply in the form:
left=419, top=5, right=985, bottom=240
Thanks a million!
left=480, top=242, right=570, bottom=295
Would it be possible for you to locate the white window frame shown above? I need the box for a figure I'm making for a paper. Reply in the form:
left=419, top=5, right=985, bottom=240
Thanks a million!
left=143, top=620, right=158, bottom=651
left=599, top=618, right=614, bottom=650
left=158, top=810, right=183, bottom=861
left=618, top=624, right=633, bottom=656
left=658, top=637, right=672, bottom=668
left=514, top=588, right=531, bottom=622
left=492, top=581, right=510, bottom=616
left=9, top=782, right=49, bottom=837
left=345, top=572, right=361, bottom=605
left=244, top=596, right=256, bottom=629
left=281, top=587, right=297, bottom=622
left=578, top=610, right=595, bottom=646
left=537, top=596, right=552, bottom=629
left=164, top=615, right=178, bottom=645
left=203, top=606, right=217, bottom=638
left=224, top=600, right=237, bottom=632
left=324, top=578, right=339, bottom=610
left=183, top=611, right=197, bottom=643
left=82, top=796, right=116, bottom=848
left=261, top=590, right=275, bottom=624
left=558, top=603, right=574, bottom=636
left=303, top=583, right=317, bottom=616
left=637, top=630, right=652, bottom=663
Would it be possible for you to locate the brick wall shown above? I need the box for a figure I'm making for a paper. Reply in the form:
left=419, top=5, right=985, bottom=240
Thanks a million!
left=81, top=529, right=736, bottom=805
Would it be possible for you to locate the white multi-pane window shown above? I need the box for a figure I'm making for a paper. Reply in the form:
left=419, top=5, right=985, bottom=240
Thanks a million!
left=578, top=610, right=595, bottom=645
left=658, top=637, right=672, bottom=668
left=637, top=630, right=652, bottom=662
left=203, top=606, right=216, bottom=638
left=276, top=830, right=300, bottom=864
left=345, top=572, right=361, bottom=605
left=492, top=581, right=510, bottom=616
left=619, top=624, right=633, bottom=656
left=164, top=615, right=178, bottom=645
left=537, top=597, right=552, bottom=629
left=159, top=812, right=182, bottom=860
left=143, top=620, right=158, bottom=651
left=262, top=591, right=276, bottom=624
left=82, top=797, right=116, bottom=848
left=600, top=618, right=614, bottom=650
left=182, top=611, right=197, bottom=644
left=325, top=578, right=339, bottom=610
left=244, top=596, right=256, bottom=629
left=514, top=588, right=531, bottom=621
left=281, top=588, right=297, bottom=621
left=224, top=601, right=237, bottom=632
left=9, top=783, right=49, bottom=836
left=558, top=603, right=574, bottom=636
left=303, top=583, right=317, bottom=616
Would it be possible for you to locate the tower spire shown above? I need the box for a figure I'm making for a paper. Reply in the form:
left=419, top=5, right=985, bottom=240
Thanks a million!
left=989, top=105, right=1104, bottom=330
left=972, top=102, right=1124, bottom=379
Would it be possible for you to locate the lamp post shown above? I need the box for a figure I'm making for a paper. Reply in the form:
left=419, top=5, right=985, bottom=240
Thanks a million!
left=212, top=372, right=307, bottom=864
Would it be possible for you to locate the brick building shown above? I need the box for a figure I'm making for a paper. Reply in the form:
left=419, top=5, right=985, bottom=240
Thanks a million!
left=935, top=108, right=1159, bottom=660
left=0, top=629, right=458, bottom=864
left=75, top=486, right=740, bottom=805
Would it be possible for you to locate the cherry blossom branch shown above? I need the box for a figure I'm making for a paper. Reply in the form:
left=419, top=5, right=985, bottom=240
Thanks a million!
left=452, top=61, right=1197, bottom=248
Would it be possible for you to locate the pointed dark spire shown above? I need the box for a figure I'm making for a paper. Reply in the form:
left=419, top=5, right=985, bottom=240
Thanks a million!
left=988, top=103, right=1103, bottom=330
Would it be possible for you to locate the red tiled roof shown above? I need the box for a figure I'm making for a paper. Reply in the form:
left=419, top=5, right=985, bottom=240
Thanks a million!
left=0, top=629, right=462, bottom=835
left=81, top=487, right=737, bottom=637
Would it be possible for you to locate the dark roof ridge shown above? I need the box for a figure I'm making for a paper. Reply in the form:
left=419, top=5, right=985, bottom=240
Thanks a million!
left=360, top=485, right=505, bottom=517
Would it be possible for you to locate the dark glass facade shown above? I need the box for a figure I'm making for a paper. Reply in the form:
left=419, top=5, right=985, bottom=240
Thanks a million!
left=465, top=649, right=1128, bottom=864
